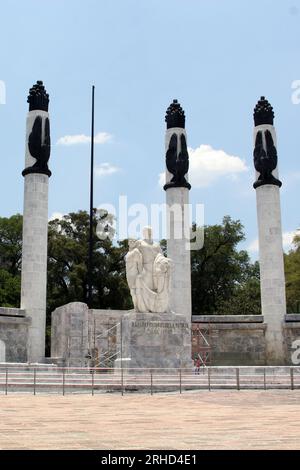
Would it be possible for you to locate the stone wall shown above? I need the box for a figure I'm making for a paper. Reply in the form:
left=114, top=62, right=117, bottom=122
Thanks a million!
left=50, top=304, right=300, bottom=367
left=192, top=314, right=300, bottom=366
left=0, top=308, right=30, bottom=362
left=192, top=315, right=266, bottom=366
left=283, top=315, right=300, bottom=365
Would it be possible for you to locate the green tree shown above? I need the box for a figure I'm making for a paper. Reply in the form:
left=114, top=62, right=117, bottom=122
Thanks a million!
left=0, top=212, right=263, bottom=327
left=217, top=261, right=261, bottom=315
left=284, top=232, right=300, bottom=313
left=0, top=269, right=21, bottom=307
left=191, top=216, right=260, bottom=315
left=0, top=214, right=22, bottom=306
left=46, top=210, right=132, bottom=354
left=47, top=210, right=131, bottom=316
left=0, top=214, right=23, bottom=275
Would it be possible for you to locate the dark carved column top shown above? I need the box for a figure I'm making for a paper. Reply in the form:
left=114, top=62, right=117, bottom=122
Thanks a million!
left=27, top=80, right=49, bottom=112
left=253, top=97, right=281, bottom=188
left=253, top=96, right=274, bottom=126
left=165, top=99, right=185, bottom=129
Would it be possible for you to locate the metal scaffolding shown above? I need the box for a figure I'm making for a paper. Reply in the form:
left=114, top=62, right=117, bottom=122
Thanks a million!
left=192, top=323, right=212, bottom=367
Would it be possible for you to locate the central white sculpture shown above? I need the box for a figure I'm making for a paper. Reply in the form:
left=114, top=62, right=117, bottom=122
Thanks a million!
left=125, top=227, right=172, bottom=313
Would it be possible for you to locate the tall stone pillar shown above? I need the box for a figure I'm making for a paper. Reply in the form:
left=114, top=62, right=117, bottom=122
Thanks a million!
left=164, top=100, right=192, bottom=323
left=253, top=96, right=286, bottom=365
left=21, top=81, right=51, bottom=363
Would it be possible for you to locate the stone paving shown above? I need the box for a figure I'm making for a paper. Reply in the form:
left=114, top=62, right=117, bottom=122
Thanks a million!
left=0, top=391, right=300, bottom=449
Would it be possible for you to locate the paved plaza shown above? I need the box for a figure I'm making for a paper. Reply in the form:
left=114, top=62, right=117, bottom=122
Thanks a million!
left=0, top=390, right=300, bottom=450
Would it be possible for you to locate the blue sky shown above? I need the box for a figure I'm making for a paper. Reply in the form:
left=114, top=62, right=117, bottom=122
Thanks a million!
left=0, top=0, right=300, bottom=256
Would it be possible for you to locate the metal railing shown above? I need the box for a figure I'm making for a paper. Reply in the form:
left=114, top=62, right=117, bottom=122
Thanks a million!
left=0, top=365, right=299, bottom=395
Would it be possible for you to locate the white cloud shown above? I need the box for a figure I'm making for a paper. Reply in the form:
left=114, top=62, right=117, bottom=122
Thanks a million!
left=49, top=212, right=64, bottom=221
left=248, top=230, right=300, bottom=253
left=283, top=230, right=300, bottom=250
left=248, top=238, right=259, bottom=253
left=57, top=132, right=112, bottom=146
left=159, top=144, right=248, bottom=188
left=159, top=172, right=165, bottom=187
left=95, top=163, right=120, bottom=177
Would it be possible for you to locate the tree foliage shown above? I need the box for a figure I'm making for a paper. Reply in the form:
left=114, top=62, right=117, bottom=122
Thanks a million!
left=0, top=269, right=21, bottom=307
left=285, top=233, right=300, bottom=313
left=47, top=210, right=132, bottom=316
left=0, top=214, right=22, bottom=307
left=0, top=212, right=266, bottom=322
left=0, top=214, right=23, bottom=276
left=191, top=216, right=261, bottom=315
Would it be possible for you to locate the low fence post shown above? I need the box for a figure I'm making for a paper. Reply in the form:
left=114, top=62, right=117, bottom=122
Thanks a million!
left=33, top=368, right=36, bottom=396
left=121, top=367, right=124, bottom=396
left=150, top=371, right=153, bottom=396
left=290, top=367, right=294, bottom=391
left=91, top=369, right=94, bottom=396
left=179, top=369, right=182, bottom=394
left=263, top=368, right=266, bottom=390
left=62, top=368, right=65, bottom=396
left=120, top=319, right=123, bottom=397
left=208, top=367, right=211, bottom=391
left=236, top=368, right=240, bottom=391
left=5, top=367, right=8, bottom=395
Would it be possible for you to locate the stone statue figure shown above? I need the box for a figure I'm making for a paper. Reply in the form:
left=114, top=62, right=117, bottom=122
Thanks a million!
left=125, top=239, right=143, bottom=311
left=164, top=133, right=191, bottom=190
left=253, top=130, right=281, bottom=189
left=125, top=227, right=172, bottom=313
left=28, top=116, right=51, bottom=174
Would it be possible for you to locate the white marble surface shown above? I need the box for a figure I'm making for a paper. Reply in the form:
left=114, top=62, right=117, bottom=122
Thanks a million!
left=0, top=340, right=5, bottom=362
left=21, top=173, right=49, bottom=363
left=125, top=227, right=171, bottom=313
left=256, top=184, right=286, bottom=364
left=253, top=121, right=286, bottom=364
left=164, top=127, right=192, bottom=323
left=115, top=311, right=192, bottom=370
left=165, top=185, right=192, bottom=323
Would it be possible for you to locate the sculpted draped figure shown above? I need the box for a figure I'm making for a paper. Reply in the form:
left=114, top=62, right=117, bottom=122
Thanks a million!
left=125, top=227, right=172, bottom=313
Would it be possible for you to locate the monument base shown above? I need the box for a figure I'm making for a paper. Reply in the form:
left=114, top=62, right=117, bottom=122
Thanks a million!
left=114, top=311, right=192, bottom=370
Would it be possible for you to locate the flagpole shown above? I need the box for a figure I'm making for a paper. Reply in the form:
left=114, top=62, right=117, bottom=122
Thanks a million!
left=88, top=85, right=95, bottom=308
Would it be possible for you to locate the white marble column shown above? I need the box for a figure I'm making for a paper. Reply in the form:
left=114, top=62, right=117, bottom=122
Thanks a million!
left=20, top=81, right=51, bottom=363
left=166, top=185, right=192, bottom=322
left=164, top=101, right=192, bottom=324
left=21, top=174, right=49, bottom=362
left=253, top=97, right=286, bottom=365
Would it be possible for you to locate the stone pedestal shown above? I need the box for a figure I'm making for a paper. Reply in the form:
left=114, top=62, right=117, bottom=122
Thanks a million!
left=51, top=302, right=89, bottom=367
left=256, top=184, right=286, bottom=364
left=0, top=308, right=31, bottom=363
left=114, top=311, right=192, bottom=370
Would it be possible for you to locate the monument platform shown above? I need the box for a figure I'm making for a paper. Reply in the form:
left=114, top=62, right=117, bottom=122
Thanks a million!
left=114, top=311, right=192, bottom=370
